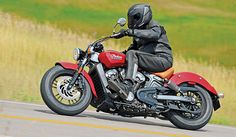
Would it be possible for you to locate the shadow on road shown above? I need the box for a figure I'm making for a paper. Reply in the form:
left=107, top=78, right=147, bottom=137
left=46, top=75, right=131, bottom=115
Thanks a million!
left=84, top=113, right=176, bottom=128
left=35, top=109, right=176, bottom=129
left=35, top=109, right=87, bottom=117
left=35, top=109, right=207, bottom=132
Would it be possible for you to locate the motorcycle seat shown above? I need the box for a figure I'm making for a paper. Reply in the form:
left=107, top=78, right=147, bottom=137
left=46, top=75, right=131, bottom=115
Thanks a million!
left=153, top=67, right=174, bottom=79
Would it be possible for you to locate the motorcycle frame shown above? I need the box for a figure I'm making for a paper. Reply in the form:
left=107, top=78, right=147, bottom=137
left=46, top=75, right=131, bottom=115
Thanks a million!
left=56, top=61, right=219, bottom=97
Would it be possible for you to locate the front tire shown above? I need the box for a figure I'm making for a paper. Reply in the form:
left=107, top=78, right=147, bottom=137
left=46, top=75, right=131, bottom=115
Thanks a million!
left=40, top=65, right=92, bottom=116
left=165, top=85, right=213, bottom=130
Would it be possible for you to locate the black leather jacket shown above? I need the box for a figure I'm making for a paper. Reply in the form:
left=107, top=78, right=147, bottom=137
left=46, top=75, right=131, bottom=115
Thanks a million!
left=127, top=20, right=173, bottom=63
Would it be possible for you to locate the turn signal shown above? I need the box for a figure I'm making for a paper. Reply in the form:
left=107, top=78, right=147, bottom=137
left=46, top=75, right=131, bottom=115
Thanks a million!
left=218, top=93, right=224, bottom=99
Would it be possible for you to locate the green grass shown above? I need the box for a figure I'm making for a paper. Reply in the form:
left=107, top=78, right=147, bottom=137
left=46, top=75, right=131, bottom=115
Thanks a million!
left=0, top=0, right=235, bottom=67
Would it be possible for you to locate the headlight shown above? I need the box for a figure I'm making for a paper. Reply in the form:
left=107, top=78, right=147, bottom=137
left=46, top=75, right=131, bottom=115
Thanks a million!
left=73, top=48, right=81, bottom=61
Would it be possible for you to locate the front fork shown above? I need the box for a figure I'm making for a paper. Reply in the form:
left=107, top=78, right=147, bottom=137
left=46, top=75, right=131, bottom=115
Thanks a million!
left=67, top=58, right=87, bottom=90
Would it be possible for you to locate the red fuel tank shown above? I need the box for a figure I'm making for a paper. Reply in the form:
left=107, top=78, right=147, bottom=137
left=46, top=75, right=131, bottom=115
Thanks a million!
left=98, top=51, right=126, bottom=68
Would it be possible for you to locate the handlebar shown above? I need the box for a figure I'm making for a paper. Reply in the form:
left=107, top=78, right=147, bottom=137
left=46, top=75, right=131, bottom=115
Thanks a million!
left=110, top=33, right=122, bottom=38
left=91, top=32, right=121, bottom=46
left=84, top=32, right=123, bottom=56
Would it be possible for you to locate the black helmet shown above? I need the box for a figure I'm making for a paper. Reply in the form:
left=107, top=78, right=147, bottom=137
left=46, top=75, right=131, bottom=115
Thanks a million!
left=127, top=4, right=152, bottom=29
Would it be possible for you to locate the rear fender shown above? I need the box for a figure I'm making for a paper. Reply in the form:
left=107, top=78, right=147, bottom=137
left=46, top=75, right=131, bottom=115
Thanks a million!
left=55, top=62, right=97, bottom=98
left=170, top=72, right=217, bottom=95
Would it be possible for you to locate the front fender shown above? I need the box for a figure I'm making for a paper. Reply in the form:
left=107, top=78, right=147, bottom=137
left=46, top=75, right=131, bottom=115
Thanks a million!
left=55, top=62, right=97, bottom=98
left=170, top=72, right=217, bottom=95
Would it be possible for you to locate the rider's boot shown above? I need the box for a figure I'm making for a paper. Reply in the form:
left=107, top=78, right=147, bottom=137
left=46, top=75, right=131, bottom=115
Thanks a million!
left=117, top=79, right=134, bottom=101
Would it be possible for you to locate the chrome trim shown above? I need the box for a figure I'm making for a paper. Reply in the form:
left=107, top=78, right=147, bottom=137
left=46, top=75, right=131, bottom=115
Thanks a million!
left=144, top=73, right=163, bottom=88
left=155, top=95, right=191, bottom=102
left=218, top=93, right=224, bottom=99
left=96, top=63, right=108, bottom=87
left=82, top=58, right=87, bottom=65
left=90, top=52, right=100, bottom=63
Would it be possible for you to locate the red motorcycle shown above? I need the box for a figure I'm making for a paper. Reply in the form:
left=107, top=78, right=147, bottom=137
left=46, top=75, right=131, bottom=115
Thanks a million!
left=40, top=18, right=223, bottom=130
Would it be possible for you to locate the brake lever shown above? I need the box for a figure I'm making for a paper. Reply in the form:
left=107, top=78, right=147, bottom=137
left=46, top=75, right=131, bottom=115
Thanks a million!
left=110, top=33, right=121, bottom=38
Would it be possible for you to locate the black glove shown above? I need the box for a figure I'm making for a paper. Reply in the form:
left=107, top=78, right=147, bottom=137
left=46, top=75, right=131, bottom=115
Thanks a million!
left=126, top=29, right=134, bottom=36
left=113, top=29, right=128, bottom=39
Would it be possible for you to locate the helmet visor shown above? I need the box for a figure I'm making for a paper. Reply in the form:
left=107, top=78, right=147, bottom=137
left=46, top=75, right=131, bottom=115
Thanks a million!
left=128, top=13, right=142, bottom=29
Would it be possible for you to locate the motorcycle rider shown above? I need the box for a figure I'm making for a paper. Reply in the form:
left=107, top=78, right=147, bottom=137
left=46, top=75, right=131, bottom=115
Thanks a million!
left=114, top=4, right=173, bottom=100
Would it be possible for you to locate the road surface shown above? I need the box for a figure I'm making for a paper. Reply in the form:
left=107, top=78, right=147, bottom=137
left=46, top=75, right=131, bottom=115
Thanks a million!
left=0, top=100, right=235, bottom=137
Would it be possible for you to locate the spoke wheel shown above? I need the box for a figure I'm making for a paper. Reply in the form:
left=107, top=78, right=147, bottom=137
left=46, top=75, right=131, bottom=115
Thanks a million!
left=164, top=84, right=213, bottom=130
left=52, top=76, right=83, bottom=106
left=178, top=90, right=203, bottom=120
left=40, top=65, right=92, bottom=116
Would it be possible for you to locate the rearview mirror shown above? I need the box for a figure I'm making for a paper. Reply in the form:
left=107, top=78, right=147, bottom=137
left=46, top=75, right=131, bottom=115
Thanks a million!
left=117, top=18, right=126, bottom=27
left=113, top=17, right=126, bottom=34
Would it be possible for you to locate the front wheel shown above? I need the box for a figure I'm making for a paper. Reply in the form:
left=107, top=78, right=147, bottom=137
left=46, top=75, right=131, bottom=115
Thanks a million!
left=164, top=85, right=213, bottom=130
left=40, top=65, right=92, bottom=116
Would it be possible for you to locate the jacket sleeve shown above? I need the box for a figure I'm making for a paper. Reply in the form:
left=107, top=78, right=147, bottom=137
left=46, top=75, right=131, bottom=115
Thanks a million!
left=129, top=26, right=162, bottom=41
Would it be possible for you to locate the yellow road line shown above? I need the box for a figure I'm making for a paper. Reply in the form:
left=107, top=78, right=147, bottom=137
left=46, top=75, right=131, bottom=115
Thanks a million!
left=0, top=114, right=191, bottom=137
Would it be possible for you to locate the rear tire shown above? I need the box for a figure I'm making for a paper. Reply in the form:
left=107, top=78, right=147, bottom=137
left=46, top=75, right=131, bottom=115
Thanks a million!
left=165, top=85, right=213, bottom=130
left=40, top=65, right=92, bottom=116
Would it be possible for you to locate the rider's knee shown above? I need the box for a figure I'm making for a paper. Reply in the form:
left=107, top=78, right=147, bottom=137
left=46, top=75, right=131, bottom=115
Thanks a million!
left=126, top=50, right=136, bottom=56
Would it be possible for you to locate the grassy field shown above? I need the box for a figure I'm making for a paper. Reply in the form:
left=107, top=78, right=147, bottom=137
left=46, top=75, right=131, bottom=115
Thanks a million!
left=0, top=12, right=235, bottom=126
left=0, top=0, right=235, bottom=67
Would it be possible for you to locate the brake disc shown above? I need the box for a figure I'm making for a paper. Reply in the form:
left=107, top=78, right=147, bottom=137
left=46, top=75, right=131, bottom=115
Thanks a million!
left=56, top=76, right=81, bottom=100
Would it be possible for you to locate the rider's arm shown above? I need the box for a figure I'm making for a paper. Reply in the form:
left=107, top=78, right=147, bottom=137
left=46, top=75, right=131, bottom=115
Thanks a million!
left=128, top=26, right=162, bottom=41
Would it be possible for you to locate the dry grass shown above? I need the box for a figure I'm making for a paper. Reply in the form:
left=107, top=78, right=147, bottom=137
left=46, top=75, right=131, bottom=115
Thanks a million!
left=0, top=12, right=235, bottom=125
left=0, top=12, right=118, bottom=102
left=0, top=12, right=90, bottom=102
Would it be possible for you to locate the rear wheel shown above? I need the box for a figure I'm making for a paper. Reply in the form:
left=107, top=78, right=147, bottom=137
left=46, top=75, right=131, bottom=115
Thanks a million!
left=165, top=85, right=213, bottom=130
left=40, top=65, right=92, bottom=116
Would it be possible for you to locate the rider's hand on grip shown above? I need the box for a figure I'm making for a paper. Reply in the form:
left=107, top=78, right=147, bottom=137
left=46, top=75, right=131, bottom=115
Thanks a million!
left=113, top=29, right=128, bottom=39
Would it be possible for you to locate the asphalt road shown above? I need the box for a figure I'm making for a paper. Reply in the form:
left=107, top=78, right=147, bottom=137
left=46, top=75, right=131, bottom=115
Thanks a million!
left=0, top=100, right=235, bottom=137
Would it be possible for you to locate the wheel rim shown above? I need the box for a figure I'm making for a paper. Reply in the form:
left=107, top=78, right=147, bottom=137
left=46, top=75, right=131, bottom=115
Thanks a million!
left=178, top=90, right=205, bottom=120
left=51, top=75, right=84, bottom=106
